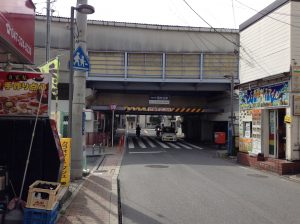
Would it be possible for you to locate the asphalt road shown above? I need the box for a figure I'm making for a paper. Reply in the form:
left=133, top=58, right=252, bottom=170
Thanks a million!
left=119, top=132, right=300, bottom=224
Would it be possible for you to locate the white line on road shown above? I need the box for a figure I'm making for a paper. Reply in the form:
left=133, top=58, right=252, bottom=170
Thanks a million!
left=143, top=137, right=156, bottom=148
left=129, top=151, right=165, bottom=154
left=177, top=142, right=193, bottom=149
left=154, top=139, right=170, bottom=149
left=181, top=142, right=203, bottom=150
left=167, top=142, right=180, bottom=149
left=128, top=137, right=134, bottom=149
left=137, top=138, right=147, bottom=148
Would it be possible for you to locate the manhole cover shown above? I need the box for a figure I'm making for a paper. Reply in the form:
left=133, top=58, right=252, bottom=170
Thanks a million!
left=247, top=173, right=268, bottom=178
left=145, top=165, right=169, bottom=168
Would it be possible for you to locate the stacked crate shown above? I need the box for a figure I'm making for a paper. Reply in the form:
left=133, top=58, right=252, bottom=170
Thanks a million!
left=24, top=180, right=61, bottom=224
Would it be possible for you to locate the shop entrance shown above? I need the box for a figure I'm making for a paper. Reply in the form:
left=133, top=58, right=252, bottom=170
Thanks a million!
left=268, top=109, right=286, bottom=158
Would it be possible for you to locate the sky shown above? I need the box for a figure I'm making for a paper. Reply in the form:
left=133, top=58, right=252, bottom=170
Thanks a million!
left=32, top=0, right=276, bottom=29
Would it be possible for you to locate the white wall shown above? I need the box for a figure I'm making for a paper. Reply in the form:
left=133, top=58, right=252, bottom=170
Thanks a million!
left=291, top=1, right=300, bottom=65
left=240, top=2, right=291, bottom=84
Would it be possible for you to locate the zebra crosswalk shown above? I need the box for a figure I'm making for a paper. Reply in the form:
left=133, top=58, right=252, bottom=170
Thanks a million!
left=127, top=136, right=203, bottom=150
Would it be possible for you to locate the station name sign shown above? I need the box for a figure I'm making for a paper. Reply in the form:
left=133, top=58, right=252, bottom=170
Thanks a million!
left=149, top=95, right=170, bottom=105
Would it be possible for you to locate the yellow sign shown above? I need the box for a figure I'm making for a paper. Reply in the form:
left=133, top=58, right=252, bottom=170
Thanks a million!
left=60, top=138, right=71, bottom=186
left=284, top=115, right=292, bottom=123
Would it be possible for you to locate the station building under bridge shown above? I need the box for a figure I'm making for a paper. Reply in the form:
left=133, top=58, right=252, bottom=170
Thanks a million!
left=32, top=16, right=239, bottom=144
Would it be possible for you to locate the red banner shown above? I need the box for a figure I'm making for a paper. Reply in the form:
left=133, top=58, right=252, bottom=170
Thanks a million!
left=0, top=71, right=49, bottom=116
left=0, top=0, right=35, bottom=63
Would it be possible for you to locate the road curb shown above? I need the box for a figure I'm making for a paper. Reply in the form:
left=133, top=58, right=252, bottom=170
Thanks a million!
left=110, top=147, right=126, bottom=224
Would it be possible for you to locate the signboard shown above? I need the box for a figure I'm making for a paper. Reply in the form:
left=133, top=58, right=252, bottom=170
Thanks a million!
left=110, top=104, right=117, bottom=110
left=60, top=138, right=71, bottom=186
left=72, top=46, right=90, bottom=71
left=284, top=115, right=292, bottom=123
left=291, top=66, right=300, bottom=92
left=293, top=95, right=300, bottom=116
left=0, top=0, right=35, bottom=63
left=149, top=95, right=170, bottom=105
left=239, top=82, right=289, bottom=110
left=0, top=71, right=50, bottom=116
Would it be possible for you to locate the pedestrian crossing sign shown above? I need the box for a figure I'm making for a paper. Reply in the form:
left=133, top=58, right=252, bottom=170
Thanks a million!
left=72, top=46, right=90, bottom=71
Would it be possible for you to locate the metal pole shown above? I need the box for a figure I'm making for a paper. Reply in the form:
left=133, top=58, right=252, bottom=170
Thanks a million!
left=46, top=0, right=51, bottom=61
left=68, top=7, right=75, bottom=138
left=230, top=75, right=235, bottom=155
left=71, top=0, right=89, bottom=179
left=112, top=110, right=114, bottom=147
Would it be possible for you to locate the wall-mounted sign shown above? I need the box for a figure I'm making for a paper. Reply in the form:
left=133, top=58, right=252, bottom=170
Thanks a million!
left=293, top=95, right=300, bottom=116
left=110, top=104, right=117, bottom=110
left=239, top=82, right=289, bottom=110
left=149, top=95, right=170, bottom=105
left=60, top=138, right=71, bottom=186
left=291, top=66, right=300, bottom=92
left=0, top=0, right=35, bottom=63
left=0, top=71, right=50, bottom=117
left=284, top=115, right=292, bottom=123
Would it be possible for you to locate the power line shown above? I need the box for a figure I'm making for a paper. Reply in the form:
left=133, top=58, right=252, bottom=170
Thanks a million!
left=182, top=0, right=240, bottom=48
left=231, top=0, right=237, bottom=28
left=234, top=0, right=300, bottom=18
left=235, top=0, right=300, bottom=30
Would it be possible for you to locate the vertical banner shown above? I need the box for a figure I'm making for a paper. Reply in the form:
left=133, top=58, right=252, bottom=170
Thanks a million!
left=38, top=57, right=60, bottom=121
left=60, top=138, right=71, bottom=186
left=38, top=57, right=60, bottom=99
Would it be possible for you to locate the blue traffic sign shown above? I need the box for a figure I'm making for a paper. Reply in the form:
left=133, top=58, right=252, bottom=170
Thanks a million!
left=72, top=46, right=90, bottom=71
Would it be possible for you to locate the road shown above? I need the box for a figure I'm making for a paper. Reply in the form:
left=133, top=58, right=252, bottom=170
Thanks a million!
left=119, top=130, right=300, bottom=224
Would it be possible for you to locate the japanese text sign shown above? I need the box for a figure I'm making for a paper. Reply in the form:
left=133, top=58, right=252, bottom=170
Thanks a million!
left=0, top=71, right=49, bottom=116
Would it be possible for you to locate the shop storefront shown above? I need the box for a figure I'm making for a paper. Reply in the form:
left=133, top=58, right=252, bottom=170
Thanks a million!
left=239, top=81, right=289, bottom=159
left=238, top=77, right=300, bottom=174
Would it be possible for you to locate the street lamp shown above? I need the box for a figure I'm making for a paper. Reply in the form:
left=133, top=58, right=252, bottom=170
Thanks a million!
left=68, top=4, right=95, bottom=137
left=224, top=74, right=235, bottom=156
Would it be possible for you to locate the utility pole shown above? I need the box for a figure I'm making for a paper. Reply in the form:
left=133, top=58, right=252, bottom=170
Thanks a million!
left=70, top=0, right=94, bottom=179
left=46, top=0, right=51, bottom=61
left=230, top=75, right=235, bottom=155
left=224, top=74, right=235, bottom=156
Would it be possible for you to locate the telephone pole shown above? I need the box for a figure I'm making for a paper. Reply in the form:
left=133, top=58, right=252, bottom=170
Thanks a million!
left=70, top=0, right=94, bottom=179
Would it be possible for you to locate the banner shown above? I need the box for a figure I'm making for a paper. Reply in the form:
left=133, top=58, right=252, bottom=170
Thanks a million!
left=60, top=138, right=71, bottom=186
left=38, top=57, right=60, bottom=100
left=239, top=82, right=289, bottom=110
left=0, top=71, right=49, bottom=116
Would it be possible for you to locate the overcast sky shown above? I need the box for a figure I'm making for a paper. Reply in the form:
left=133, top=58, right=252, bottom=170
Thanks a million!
left=32, top=0, right=276, bottom=29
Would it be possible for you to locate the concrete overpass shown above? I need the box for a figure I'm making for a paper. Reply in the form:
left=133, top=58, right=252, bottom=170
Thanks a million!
left=31, top=16, right=240, bottom=141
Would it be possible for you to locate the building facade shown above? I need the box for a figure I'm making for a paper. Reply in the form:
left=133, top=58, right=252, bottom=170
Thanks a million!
left=238, top=0, right=300, bottom=174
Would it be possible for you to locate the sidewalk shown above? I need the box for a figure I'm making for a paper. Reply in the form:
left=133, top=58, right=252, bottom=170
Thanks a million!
left=57, top=146, right=124, bottom=224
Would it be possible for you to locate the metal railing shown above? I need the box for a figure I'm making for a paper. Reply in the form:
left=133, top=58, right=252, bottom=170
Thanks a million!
left=88, top=51, right=238, bottom=80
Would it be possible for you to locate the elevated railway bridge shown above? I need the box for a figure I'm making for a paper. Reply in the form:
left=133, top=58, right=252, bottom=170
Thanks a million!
left=33, top=16, right=239, bottom=142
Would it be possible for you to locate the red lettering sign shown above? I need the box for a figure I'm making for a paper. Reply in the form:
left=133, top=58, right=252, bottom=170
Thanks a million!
left=0, top=0, right=35, bottom=63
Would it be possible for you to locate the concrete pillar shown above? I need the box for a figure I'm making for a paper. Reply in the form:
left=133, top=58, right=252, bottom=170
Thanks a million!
left=71, top=0, right=88, bottom=179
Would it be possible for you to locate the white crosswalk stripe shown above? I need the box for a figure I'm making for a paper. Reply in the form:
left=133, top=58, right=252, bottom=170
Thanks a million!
left=167, top=142, right=180, bottom=149
left=143, top=137, right=156, bottom=148
left=137, top=138, right=147, bottom=148
left=127, top=136, right=204, bottom=150
left=153, top=139, right=170, bottom=149
left=181, top=142, right=203, bottom=150
left=128, top=137, right=134, bottom=149
left=176, top=142, right=193, bottom=149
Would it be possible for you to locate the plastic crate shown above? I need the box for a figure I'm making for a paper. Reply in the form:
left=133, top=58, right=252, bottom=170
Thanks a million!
left=26, top=180, right=61, bottom=210
left=23, top=202, right=58, bottom=224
